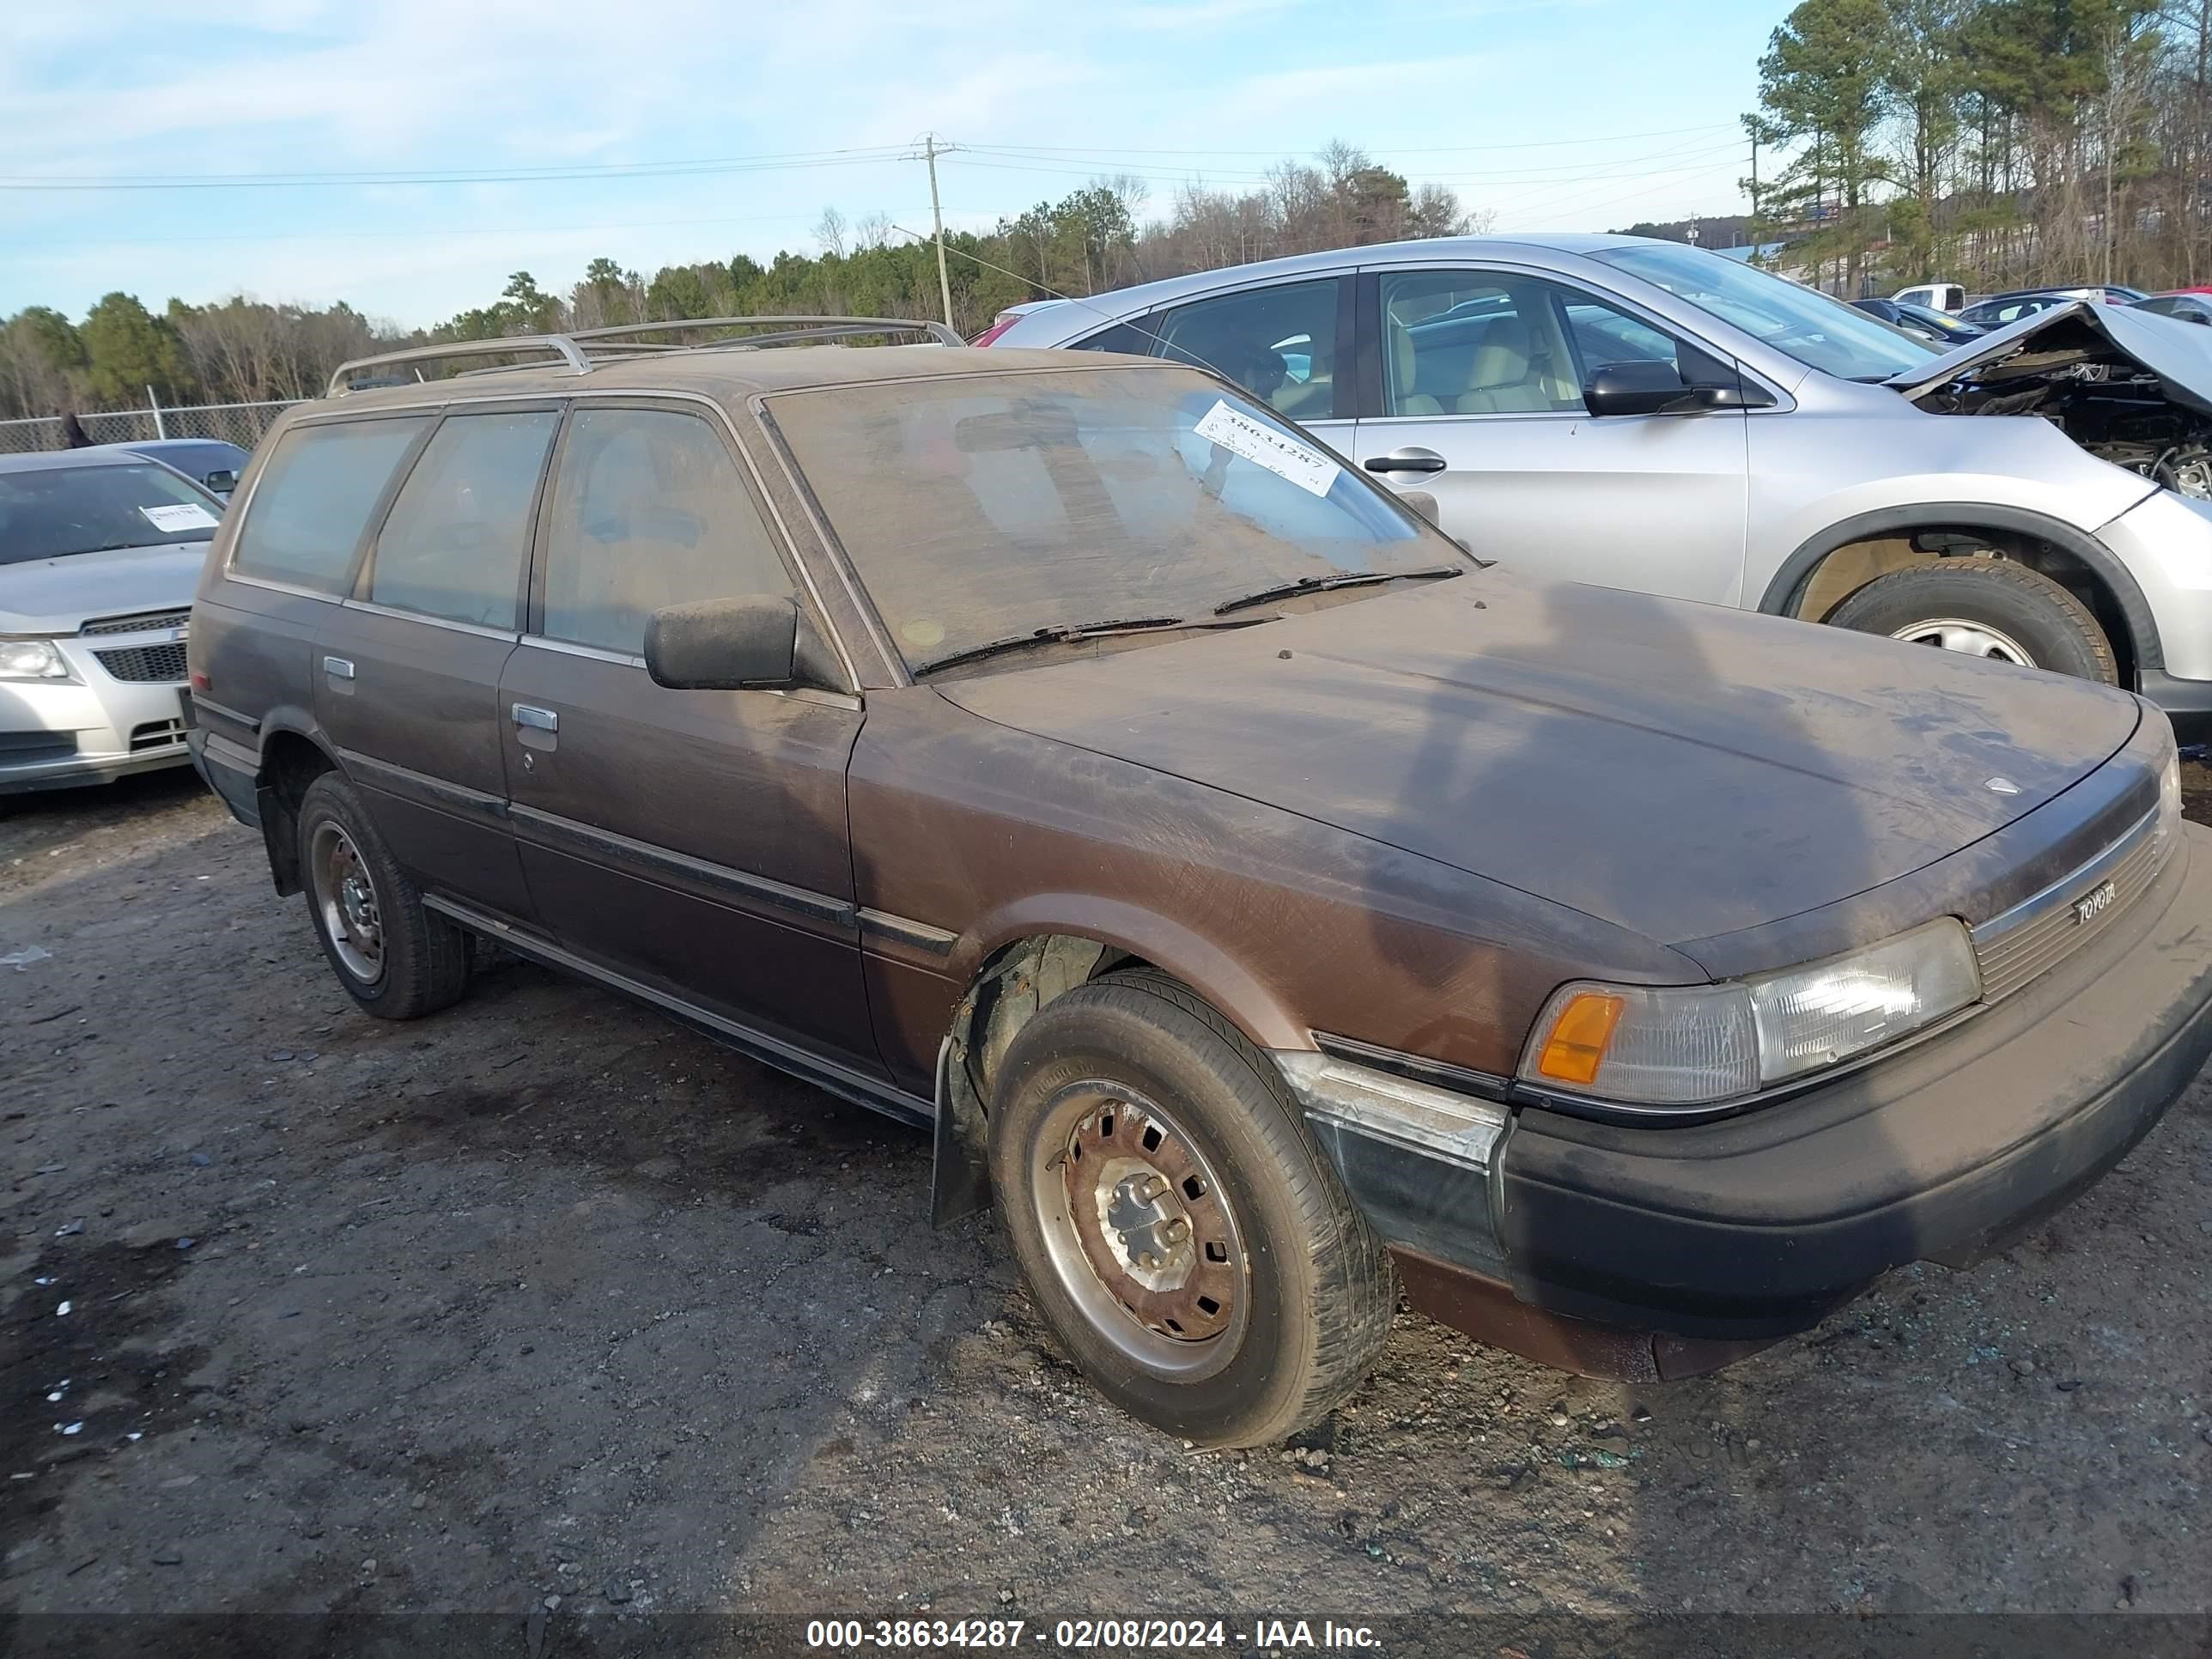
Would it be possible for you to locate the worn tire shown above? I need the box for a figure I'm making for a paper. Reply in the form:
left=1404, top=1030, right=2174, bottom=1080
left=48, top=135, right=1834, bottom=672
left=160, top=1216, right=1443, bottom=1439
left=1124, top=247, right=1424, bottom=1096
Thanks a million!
left=988, top=969, right=1396, bottom=1447
left=296, top=773, right=471, bottom=1019
left=1826, top=559, right=2118, bottom=684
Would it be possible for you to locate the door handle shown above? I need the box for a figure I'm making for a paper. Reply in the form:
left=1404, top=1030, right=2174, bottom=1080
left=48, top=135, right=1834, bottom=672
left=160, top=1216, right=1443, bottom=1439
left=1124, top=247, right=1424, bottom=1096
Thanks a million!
left=322, top=655, right=356, bottom=679
left=1364, top=448, right=1447, bottom=474
left=510, top=703, right=558, bottom=732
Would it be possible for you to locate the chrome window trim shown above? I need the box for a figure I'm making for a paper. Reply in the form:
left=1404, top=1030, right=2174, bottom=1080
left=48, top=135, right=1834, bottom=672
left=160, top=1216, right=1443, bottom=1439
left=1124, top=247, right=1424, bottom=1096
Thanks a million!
left=518, top=634, right=641, bottom=669
left=224, top=570, right=343, bottom=602
left=337, top=597, right=520, bottom=643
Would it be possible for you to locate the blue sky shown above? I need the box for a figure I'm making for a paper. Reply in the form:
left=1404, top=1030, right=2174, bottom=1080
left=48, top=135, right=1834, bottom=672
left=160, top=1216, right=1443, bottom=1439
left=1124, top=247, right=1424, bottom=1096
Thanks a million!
left=0, top=0, right=1786, bottom=330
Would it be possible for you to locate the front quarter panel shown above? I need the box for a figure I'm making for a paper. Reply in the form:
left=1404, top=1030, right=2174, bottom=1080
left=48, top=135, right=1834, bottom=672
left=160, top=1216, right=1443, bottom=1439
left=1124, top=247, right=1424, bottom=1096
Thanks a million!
left=845, top=685, right=1699, bottom=1091
left=1743, top=388, right=2159, bottom=615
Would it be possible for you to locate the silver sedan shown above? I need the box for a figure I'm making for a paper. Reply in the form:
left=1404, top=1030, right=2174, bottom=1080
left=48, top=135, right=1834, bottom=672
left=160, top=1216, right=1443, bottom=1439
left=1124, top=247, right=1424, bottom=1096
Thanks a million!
left=0, top=448, right=216, bottom=799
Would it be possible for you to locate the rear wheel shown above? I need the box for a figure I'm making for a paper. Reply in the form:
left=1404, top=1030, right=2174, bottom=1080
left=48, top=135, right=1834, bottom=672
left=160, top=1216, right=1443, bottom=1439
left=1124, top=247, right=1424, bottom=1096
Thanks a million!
left=988, top=970, right=1395, bottom=1447
left=297, top=773, right=471, bottom=1019
left=1826, top=559, right=2118, bottom=684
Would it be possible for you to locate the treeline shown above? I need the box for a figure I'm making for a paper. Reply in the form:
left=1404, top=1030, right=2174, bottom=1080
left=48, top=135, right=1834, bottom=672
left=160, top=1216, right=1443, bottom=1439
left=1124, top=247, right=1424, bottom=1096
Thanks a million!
left=439, top=141, right=1473, bottom=341
left=0, top=143, right=1474, bottom=420
left=1751, top=0, right=2212, bottom=292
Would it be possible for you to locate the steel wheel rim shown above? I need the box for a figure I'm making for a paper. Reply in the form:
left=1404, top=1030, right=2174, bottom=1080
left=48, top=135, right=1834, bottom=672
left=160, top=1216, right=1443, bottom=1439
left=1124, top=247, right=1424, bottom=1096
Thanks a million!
left=310, top=823, right=384, bottom=983
left=1890, top=617, right=2035, bottom=666
left=1028, top=1080, right=1249, bottom=1382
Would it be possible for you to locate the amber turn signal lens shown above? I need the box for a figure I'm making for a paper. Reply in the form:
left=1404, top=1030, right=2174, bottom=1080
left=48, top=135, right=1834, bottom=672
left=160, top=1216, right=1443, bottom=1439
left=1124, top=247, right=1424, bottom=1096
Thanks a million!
left=1534, top=992, right=1626, bottom=1085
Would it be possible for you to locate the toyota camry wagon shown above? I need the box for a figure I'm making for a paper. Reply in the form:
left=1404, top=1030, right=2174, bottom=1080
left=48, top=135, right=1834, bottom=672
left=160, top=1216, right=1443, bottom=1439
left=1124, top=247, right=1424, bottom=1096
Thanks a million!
left=188, top=318, right=2212, bottom=1446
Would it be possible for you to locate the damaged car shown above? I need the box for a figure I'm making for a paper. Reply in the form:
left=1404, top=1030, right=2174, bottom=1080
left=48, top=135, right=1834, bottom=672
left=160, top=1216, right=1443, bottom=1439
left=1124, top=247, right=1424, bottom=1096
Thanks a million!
left=989, top=236, right=2212, bottom=725
left=189, top=324, right=2212, bottom=1446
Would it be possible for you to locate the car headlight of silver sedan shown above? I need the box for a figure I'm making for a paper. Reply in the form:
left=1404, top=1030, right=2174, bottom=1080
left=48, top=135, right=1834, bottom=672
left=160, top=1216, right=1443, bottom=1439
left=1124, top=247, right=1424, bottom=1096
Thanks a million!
left=0, top=640, right=71, bottom=681
left=1520, top=916, right=1983, bottom=1109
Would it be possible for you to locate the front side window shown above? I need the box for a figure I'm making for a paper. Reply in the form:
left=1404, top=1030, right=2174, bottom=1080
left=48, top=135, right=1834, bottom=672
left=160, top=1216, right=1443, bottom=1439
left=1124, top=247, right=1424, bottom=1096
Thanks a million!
left=538, top=408, right=792, bottom=656
left=369, top=410, right=557, bottom=630
left=1380, top=273, right=1584, bottom=416
left=768, top=366, right=1449, bottom=672
left=1595, top=242, right=1935, bottom=381
left=1152, top=278, right=1340, bottom=421
left=230, top=417, right=428, bottom=591
left=0, top=462, right=224, bottom=566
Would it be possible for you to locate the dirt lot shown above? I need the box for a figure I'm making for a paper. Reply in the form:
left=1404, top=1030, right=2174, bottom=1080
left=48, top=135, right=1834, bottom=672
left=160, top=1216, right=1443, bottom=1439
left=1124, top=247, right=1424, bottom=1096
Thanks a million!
left=3, top=765, right=2210, bottom=1652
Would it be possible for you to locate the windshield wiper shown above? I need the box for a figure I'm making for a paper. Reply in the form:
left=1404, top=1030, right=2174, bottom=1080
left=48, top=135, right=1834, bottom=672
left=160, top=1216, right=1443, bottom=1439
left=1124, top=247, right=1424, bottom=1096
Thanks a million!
left=1212, top=563, right=1464, bottom=617
left=911, top=614, right=1270, bottom=677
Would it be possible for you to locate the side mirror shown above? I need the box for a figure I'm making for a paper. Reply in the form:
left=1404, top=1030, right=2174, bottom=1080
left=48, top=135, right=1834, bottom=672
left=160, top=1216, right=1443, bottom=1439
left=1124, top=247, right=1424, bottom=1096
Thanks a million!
left=1583, top=359, right=1688, bottom=416
left=1585, top=360, right=1755, bottom=416
left=1396, top=489, right=1442, bottom=524
left=204, top=469, right=239, bottom=495
left=644, top=595, right=840, bottom=691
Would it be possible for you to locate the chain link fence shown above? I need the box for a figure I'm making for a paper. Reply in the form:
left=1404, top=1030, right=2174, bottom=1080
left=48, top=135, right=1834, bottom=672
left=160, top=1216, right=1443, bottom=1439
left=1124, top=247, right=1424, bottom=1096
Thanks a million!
left=0, top=398, right=302, bottom=458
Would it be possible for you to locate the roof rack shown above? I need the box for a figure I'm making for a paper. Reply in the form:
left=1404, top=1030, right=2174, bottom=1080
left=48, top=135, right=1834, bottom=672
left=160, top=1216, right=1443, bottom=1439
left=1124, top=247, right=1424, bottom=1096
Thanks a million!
left=569, top=315, right=963, bottom=350
left=327, top=335, right=590, bottom=397
left=327, top=314, right=962, bottom=396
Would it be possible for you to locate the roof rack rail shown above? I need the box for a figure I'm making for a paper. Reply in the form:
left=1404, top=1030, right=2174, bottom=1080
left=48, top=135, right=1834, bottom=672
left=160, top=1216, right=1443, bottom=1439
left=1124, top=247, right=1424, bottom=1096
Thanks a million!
left=325, top=314, right=962, bottom=398
left=327, top=335, right=591, bottom=397
left=568, top=315, right=963, bottom=349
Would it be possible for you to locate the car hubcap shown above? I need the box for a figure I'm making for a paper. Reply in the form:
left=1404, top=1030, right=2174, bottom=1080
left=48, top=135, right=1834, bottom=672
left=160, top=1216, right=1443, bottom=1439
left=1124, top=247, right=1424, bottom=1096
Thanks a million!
left=1030, top=1083, right=1247, bottom=1380
left=310, top=823, right=383, bottom=982
left=1890, top=617, right=2034, bottom=666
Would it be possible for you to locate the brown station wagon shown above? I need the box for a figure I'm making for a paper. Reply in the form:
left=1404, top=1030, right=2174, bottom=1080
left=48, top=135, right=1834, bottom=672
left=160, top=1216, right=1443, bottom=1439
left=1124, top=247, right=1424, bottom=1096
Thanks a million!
left=187, top=317, right=2212, bottom=1447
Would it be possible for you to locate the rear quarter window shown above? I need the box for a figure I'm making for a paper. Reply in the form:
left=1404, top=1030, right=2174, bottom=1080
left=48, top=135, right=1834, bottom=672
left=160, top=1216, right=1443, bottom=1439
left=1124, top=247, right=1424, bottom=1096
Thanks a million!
left=229, top=416, right=428, bottom=592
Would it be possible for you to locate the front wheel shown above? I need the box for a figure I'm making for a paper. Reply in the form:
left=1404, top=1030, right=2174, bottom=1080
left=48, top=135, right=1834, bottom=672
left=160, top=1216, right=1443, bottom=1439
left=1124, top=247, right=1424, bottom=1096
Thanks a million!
left=988, top=970, right=1396, bottom=1447
left=1826, top=560, right=2118, bottom=684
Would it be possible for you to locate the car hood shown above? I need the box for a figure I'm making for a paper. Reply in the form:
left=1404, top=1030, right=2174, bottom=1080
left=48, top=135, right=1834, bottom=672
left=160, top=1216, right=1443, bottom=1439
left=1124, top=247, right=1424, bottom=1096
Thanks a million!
left=1887, top=298, right=2212, bottom=411
left=934, top=574, right=2140, bottom=946
left=0, top=543, right=206, bottom=635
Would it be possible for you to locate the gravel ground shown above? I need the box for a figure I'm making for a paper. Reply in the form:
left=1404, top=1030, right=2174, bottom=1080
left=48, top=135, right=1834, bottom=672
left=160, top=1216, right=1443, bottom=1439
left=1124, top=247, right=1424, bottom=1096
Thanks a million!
left=2, top=764, right=2209, bottom=1653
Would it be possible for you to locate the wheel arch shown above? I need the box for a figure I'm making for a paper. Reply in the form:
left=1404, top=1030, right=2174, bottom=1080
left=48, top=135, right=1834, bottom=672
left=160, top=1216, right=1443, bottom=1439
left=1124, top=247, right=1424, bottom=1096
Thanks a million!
left=252, top=715, right=342, bottom=896
left=1759, top=503, right=2163, bottom=679
left=928, top=901, right=1307, bottom=1227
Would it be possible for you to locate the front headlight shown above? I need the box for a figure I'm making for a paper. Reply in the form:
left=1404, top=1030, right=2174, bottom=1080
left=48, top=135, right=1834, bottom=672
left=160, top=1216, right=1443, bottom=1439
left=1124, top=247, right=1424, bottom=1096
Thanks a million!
left=0, top=640, right=70, bottom=681
left=1521, top=917, right=1983, bottom=1109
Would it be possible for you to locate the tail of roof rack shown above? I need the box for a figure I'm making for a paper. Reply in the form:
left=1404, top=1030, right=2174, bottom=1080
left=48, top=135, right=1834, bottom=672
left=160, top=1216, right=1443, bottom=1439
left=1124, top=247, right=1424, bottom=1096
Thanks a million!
left=326, top=315, right=963, bottom=396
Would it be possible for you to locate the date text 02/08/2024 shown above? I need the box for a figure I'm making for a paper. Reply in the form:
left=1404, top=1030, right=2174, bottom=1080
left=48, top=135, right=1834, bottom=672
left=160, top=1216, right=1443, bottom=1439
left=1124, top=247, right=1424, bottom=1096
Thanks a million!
left=804, top=1619, right=1379, bottom=1650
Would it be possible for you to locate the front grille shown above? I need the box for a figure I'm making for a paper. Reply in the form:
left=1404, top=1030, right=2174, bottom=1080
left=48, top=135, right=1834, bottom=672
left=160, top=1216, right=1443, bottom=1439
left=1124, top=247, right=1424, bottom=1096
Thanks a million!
left=81, top=610, right=190, bottom=637
left=94, top=641, right=189, bottom=684
left=130, top=719, right=186, bottom=752
left=1971, top=805, right=2172, bottom=1002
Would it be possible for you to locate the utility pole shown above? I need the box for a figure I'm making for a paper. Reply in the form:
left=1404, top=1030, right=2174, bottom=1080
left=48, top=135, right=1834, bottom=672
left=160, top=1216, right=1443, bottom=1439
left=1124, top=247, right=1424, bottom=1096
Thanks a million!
left=913, top=133, right=957, bottom=331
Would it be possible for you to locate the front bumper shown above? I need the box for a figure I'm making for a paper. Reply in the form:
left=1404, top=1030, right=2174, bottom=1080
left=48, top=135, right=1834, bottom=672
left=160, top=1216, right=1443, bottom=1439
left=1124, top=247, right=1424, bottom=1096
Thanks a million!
left=1297, top=822, right=2212, bottom=1364
left=0, top=634, right=191, bottom=795
left=1498, top=820, right=2212, bottom=1341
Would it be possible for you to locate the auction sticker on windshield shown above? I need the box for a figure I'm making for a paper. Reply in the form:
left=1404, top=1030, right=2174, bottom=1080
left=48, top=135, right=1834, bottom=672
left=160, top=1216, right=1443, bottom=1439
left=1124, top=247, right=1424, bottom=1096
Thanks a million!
left=140, top=502, right=219, bottom=533
left=1193, top=398, right=1340, bottom=498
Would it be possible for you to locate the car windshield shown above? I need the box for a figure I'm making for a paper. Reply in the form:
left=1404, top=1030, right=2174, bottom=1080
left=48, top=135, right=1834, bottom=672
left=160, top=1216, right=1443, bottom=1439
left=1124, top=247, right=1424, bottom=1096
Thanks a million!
left=1595, top=243, right=1938, bottom=380
left=0, top=462, right=222, bottom=565
left=767, top=366, right=1453, bottom=669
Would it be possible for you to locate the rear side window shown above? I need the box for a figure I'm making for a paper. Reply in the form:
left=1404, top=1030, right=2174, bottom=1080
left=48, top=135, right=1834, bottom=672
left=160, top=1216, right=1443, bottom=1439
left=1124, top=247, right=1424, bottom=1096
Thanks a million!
left=369, top=410, right=559, bottom=630
left=538, top=407, right=791, bottom=656
left=229, top=417, right=428, bottom=592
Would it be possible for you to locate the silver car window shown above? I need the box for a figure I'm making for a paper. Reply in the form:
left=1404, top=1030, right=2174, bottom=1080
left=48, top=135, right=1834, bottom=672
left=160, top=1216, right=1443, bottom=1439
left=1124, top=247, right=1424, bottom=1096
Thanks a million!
left=1595, top=243, right=1935, bottom=381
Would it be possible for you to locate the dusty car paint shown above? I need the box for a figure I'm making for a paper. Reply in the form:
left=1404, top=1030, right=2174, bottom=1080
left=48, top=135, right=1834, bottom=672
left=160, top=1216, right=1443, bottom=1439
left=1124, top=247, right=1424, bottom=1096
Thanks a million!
left=187, top=343, right=2212, bottom=1386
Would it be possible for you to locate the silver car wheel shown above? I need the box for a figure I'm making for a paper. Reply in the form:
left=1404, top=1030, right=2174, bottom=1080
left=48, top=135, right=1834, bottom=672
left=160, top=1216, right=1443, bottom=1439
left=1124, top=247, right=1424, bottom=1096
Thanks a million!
left=1890, top=617, right=2035, bottom=666
left=310, top=822, right=384, bottom=983
left=1028, top=1080, right=1249, bottom=1382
